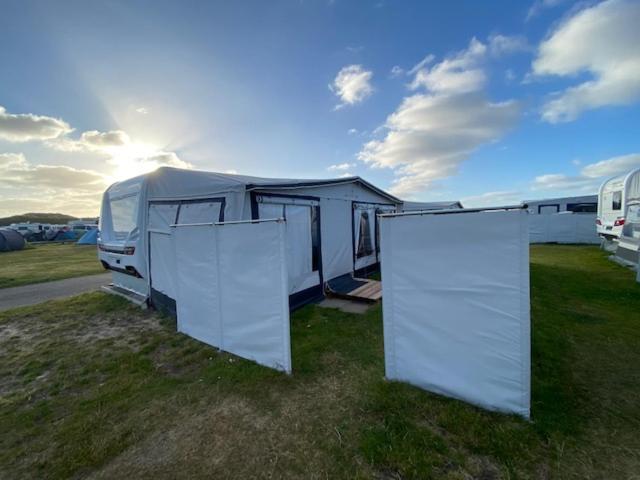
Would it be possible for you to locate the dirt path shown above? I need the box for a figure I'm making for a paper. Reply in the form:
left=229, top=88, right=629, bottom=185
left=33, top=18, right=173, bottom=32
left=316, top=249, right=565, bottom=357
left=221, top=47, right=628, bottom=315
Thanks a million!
left=0, top=273, right=113, bottom=311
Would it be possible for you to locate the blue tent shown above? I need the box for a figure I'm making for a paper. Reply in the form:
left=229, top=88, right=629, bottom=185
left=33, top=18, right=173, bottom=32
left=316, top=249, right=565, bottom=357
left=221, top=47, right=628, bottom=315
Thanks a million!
left=77, top=228, right=98, bottom=245
left=54, top=229, right=77, bottom=241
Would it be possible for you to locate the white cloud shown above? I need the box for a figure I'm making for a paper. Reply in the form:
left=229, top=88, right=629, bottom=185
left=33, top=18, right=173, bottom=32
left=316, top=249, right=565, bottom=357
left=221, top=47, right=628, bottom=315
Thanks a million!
left=581, top=153, right=640, bottom=178
left=504, top=69, right=516, bottom=83
left=0, top=152, right=106, bottom=191
left=47, top=127, right=192, bottom=180
left=531, top=152, right=640, bottom=191
left=347, top=128, right=358, bottom=135
left=532, top=0, right=640, bottom=122
left=526, top=0, right=567, bottom=21
left=0, top=106, right=192, bottom=216
left=462, top=190, right=522, bottom=208
left=407, top=54, right=435, bottom=76
left=50, top=129, right=131, bottom=152
left=531, top=173, right=598, bottom=191
left=409, top=38, right=486, bottom=94
left=358, top=36, right=523, bottom=197
left=390, top=65, right=404, bottom=78
left=330, top=65, right=374, bottom=108
left=135, top=107, right=149, bottom=114
left=328, top=162, right=356, bottom=171
left=0, top=152, right=27, bottom=169
left=339, top=172, right=354, bottom=178
left=360, top=94, right=519, bottom=196
left=487, top=34, right=530, bottom=57
left=0, top=106, right=72, bottom=142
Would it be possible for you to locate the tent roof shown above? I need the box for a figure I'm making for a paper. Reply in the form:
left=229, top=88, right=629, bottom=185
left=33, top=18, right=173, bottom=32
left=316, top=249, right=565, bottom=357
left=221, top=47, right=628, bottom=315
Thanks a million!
left=402, top=200, right=463, bottom=211
left=522, top=194, right=597, bottom=206
left=0, top=228, right=26, bottom=251
left=107, top=167, right=402, bottom=203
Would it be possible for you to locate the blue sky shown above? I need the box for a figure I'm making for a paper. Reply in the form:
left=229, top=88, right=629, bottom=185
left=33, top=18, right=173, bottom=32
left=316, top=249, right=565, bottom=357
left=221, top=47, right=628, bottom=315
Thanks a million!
left=1, top=0, right=639, bottom=216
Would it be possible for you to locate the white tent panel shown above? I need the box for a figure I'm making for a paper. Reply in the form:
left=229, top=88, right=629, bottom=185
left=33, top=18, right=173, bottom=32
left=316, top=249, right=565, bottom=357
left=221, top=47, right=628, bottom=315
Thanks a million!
left=216, top=221, right=291, bottom=372
left=172, top=220, right=291, bottom=373
left=148, top=203, right=179, bottom=232
left=173, top=226, right=221, bottom=347
left=380, top=210, right=530, bottom=417
left=319, top=198, right=353, bottom=280
left=177, top=200, right=223, bottom=224
left=529, top=213, right=599, bottom=244
left=149, top=232, right=177, bottom=299
left=258, top=202, right=319, bottom=294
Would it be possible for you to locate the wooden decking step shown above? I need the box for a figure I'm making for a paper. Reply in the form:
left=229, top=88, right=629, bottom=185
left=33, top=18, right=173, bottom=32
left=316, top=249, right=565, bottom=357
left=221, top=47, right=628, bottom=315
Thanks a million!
left=326, top=274, right=382, bottom=303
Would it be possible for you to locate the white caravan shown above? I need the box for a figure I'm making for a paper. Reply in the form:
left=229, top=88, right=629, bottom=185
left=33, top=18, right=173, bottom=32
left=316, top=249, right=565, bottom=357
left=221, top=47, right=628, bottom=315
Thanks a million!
left=98, top=167, right=402, bottom=314
left=597, top=168, right=640, bottom=240
left=524, top=195, right=597, bottom=215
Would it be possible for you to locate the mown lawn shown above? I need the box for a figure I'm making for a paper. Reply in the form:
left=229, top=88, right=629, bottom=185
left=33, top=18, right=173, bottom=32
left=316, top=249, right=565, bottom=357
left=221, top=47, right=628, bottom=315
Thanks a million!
left=0, top=243, right=103, bottom=289
left=0, top=245, right=639, bottom=479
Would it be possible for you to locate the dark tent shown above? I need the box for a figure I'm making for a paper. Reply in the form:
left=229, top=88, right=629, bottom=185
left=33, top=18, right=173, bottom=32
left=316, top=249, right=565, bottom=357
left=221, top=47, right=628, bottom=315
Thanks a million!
left=77, top=228, right=98, bottom=245
left=0, top=229, right=26, bottom=252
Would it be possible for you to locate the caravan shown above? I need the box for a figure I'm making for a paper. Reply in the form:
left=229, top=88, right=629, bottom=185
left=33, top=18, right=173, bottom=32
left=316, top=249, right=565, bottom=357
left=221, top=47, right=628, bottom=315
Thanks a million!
left=597, top=168, right=640, bottom=240
left=98, top=167, right=403, bottom=314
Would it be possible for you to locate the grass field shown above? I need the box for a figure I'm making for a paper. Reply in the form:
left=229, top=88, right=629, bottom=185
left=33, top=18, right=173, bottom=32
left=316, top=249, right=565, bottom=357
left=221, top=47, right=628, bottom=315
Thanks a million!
left=0, top=243, right=104, bottom=289
left=1, top=245, right=639, bottom=479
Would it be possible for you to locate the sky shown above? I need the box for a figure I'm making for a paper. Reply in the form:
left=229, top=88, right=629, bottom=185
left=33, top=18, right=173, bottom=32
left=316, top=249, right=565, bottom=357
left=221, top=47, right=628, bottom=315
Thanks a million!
left=0, top=0, right=639, bottom=217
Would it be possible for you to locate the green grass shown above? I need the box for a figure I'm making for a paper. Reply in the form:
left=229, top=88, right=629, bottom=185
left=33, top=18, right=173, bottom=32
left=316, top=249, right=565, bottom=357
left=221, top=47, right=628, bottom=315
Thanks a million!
left=0, top=245, right=639, bottom=478
left=0, top=243, right=104, bottom=289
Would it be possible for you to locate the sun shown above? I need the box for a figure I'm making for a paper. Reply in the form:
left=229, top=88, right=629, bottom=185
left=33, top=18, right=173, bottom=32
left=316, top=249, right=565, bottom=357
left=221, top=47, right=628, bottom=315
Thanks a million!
left=106, top=142, right=166, bottom=182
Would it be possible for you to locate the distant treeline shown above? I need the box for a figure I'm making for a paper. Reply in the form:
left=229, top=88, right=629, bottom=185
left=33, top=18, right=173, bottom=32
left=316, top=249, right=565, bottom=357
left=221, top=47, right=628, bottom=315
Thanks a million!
left=0, top=213, right=97, bottom=227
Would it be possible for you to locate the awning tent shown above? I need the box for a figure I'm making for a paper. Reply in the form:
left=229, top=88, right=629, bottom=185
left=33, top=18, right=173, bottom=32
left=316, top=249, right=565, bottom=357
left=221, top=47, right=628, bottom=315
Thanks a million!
left=98, top=167, right=406, bottom=313
left=0, top=229, right=26, bottom=252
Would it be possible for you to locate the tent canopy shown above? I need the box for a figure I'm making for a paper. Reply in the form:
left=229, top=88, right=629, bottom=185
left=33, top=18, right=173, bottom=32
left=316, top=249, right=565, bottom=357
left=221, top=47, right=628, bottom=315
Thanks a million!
left=106, top=167, right=401, bottom=204
left=77, top=228, right=98, bottom=245
left=0, top=229, right=26, bottom=252
left=402, top=200, right=463, bottom=211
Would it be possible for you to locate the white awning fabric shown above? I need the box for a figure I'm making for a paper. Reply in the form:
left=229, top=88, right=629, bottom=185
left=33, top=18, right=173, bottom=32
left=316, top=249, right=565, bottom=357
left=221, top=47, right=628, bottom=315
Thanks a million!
left=529, top=213, right=599, bottom=244
left=171, top=219, right=291, bottom=373
left=379, top=209, right=531, bottom=418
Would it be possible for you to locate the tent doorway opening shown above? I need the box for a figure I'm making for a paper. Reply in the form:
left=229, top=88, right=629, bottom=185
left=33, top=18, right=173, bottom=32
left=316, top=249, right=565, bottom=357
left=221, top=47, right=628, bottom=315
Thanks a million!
left=254, top=193, right=323, bottom=308
left=148, top=198, right=226, bottom=317
left=352, top=202, right=395, bottom=277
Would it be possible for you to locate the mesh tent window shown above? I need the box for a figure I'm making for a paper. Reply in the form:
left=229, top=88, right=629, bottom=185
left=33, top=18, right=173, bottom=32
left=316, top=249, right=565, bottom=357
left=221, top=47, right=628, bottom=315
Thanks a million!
left=356, top=211, right=374, bottom=258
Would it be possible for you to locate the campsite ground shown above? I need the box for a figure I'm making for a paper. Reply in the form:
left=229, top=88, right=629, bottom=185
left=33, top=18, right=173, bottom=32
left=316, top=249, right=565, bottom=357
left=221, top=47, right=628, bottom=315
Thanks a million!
left=0, top=243, right=103, bottom=289
left=1, top=245, right=639, bottom=479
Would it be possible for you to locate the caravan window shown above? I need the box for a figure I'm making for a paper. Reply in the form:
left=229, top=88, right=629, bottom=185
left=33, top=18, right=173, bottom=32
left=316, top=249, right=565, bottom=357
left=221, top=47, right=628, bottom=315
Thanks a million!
left=567, top=203, right=597, bottom=213
left=356, top=212, right=374, bottom=258
left=110, top=194, right=139, bottom=238
left=612, top=191, right=622, bottom=211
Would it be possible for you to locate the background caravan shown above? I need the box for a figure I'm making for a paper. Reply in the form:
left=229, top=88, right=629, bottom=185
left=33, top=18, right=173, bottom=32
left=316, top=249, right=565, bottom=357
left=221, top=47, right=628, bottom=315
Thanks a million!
left=597, top=168, right=640, bottom=241
left=98, top=167, right=404, bottom=314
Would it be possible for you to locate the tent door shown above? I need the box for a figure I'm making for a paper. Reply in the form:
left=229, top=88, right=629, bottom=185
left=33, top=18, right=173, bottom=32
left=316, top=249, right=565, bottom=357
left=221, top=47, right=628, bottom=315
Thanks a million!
left=257, top=199, right=320, bottom=295
left=353, top=203, right=395, bottom=271
left=147, top=197, right=225, bottom=315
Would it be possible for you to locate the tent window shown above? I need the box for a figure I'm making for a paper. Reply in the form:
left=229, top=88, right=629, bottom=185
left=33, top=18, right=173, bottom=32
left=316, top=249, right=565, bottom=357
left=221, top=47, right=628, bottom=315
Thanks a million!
left=612, top=191, right=622, bottom=211
left=356, top=211, right=374, bottom=258
left=311, top=206, right=320, bottom=272
left=110, top=194, right=139, bottom=239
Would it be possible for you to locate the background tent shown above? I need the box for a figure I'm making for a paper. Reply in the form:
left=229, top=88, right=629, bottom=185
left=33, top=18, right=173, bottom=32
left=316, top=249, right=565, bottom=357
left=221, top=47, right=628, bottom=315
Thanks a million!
left=0, top=229, right=26, bottom=252
left=53, top=229, right=77, bottom=241
left=77, top=228, right=98, bottom=245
